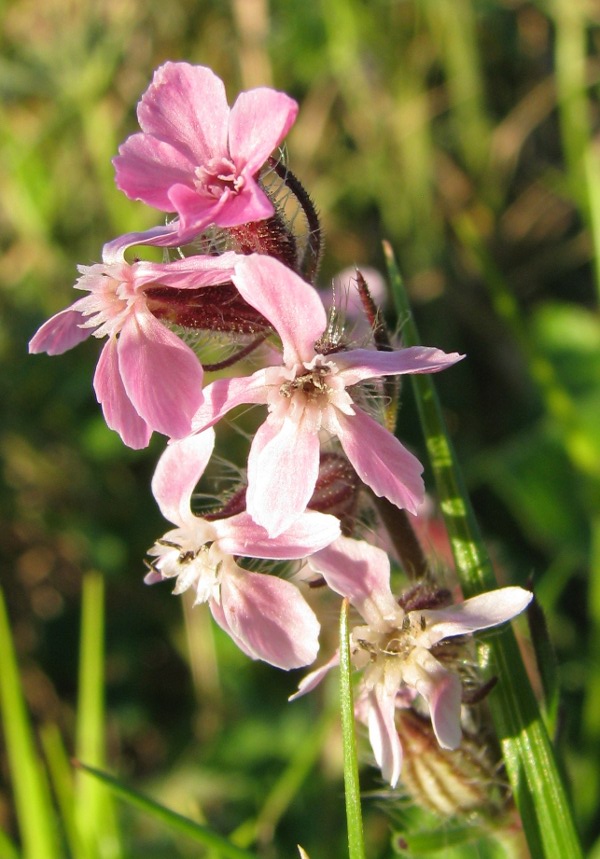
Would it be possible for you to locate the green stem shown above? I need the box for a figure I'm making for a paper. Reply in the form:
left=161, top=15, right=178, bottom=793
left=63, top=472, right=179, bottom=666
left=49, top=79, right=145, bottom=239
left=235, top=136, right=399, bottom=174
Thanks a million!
left=339, top=599, right=367, bottom=859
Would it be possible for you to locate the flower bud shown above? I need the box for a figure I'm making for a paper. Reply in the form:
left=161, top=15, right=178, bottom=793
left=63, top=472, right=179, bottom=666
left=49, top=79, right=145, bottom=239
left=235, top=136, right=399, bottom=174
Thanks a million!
left=145, top=282, right=272, bottom=335
left=308, top=452, right=361, bottom=531
left=396, top=709, right=509, bottom=818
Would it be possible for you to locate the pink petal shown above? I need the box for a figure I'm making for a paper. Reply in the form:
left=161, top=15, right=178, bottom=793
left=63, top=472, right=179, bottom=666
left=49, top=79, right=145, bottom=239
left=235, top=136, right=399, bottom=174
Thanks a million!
left=166, top=184, right=274, bottom=235
left=208, top=598, right=257, bottom=661
left=118, top=310, right=204, bottom=439
left=102, top=224, right=184, bottom=264
left=214, top=509, right=340, bottom=559
left=191, top=370, right=268, bottom=432
left=336, top=346, right=464, bottom=386
left=114, top=135, right=198, bottom=210
left=365, top=687, right=404, bottom=787
left=228, top=88, right=298, bottom=176
left=166, top=184, right=225, bottom=234
left=93, top=338, right=152, bottom=449
left=151, top=431, right=216, bottom=526
left=335, top=407, right=424, bottom=514
left=203, top=180, right=274, bottom=228
left=232, top=255, right=327, bottom=365
left=411, top=655, right=462, bottom=750
left=309, top=537, right=399, bottom=624
left=130, top=251, right=239, bottom=290
left=29, top=308, right=90, bottom=355
left=137, top=63, right=229, bottom=164
left=418, top=586, right=533, bottom=648
left=288, top=651, right=340, bottom=701
left=246, top=417, right=320, bottom=537
left=217, top=569, right=320, bottom=669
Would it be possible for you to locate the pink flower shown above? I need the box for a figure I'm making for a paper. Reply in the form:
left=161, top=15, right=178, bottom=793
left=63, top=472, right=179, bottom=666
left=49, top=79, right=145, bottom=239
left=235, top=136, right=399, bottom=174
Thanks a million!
left=292, top=536, right=533, bottom=786
left=29, top=228, right=239, bottom=449
left=147, top=430, right=341, bottom=669
left=192, top=254, right=464, bottom=537
left=113, top=62, right=298, bottom=239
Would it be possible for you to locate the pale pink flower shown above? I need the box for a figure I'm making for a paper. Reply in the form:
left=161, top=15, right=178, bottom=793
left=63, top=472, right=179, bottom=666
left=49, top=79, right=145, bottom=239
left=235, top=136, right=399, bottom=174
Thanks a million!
left=147, top=430, right=341, bottom=669
left=113, top=62, right=298, bottom=239
left=292, top=536, right=533, bottom=787
left=29, top=228, right=239, bottom=449
left=192, top=254, right=464, bottom=537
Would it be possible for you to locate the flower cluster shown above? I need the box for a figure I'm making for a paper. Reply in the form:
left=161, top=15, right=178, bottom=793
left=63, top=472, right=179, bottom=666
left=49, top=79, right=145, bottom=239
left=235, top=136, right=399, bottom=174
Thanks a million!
left=30, top=62, right=532, bottom=792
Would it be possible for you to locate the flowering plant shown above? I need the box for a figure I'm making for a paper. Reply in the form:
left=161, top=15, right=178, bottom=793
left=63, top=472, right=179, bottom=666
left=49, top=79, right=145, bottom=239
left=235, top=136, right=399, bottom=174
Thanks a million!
left=29, top=61, right=570, bottom=857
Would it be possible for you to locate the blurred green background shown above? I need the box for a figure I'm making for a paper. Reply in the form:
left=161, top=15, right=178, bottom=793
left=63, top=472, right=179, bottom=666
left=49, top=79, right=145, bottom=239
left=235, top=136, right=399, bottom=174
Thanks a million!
left=1, top=0, right=599, bottom=856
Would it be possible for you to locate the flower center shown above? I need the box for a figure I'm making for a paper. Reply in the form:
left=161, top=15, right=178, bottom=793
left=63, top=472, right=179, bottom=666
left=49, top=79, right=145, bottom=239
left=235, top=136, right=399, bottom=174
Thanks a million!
left=195, top=156, right=245, bottom=198
left=352, top=612, right=427, bottom=668
left=74, top=263, right=140, bottom=339
left=147, top=524, right=226, bottom=603
left=279, top=363, right=333, bottom=403
left=265, top=355, right=353, bottom=428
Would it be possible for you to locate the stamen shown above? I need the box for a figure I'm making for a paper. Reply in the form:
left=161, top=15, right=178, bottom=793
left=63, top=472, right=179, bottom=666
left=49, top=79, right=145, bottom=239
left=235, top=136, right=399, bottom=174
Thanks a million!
left=279, top=365, right=333, bottom=400
left=157, top=538, right=181, bottom=549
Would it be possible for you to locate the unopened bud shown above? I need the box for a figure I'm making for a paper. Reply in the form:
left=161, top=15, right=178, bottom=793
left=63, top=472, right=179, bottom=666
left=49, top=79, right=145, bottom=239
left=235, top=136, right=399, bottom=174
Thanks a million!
left=145, top=282, right=272, bottom=335
left=396, top=709, right=508, bottom=818
left=309, top=452, right=360, bottom=531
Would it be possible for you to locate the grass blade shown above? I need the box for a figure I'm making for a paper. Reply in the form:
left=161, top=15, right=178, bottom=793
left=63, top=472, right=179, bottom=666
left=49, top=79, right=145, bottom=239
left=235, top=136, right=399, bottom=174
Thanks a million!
left=0, top=826, right=20, bottom=859
left=553, top=0, right=591, bottom=216
left=383, top=241, right=583, bottom=859
left=0, top=589, right=61, bottom=859
left=339, top=599, right=366, bottom=859
left=73, top=761, right=260, bottom=859
left=75, top=572, right=122, bottom=859
left=234, top=710, right=334, bottom=848
left=40, top=723, right=87, bottom=859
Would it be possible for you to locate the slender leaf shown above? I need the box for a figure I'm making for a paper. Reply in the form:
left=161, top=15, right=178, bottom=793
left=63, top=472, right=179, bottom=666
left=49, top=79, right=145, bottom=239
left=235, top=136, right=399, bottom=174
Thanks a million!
left=235, top=710, right=334, bottom=847
left=0, top=827, right=20, bottom=859
left=383, top=241, right=583, bottom=859
left=581, top=513, right=600, bottom=822
left=585, top=145, right=600, bottom=303
left=73, top=761, right=260, bottom=859
left=0, top=589, right=61, bottom=859
left=339, top=599, right=366, bottom=859
left=40, top=723, right=87, bottom=859
left=553, top=0, right=591, bottom=218
left=525, top=594, right=560, bottom=732
left=75, top=572, right=122, bottom=859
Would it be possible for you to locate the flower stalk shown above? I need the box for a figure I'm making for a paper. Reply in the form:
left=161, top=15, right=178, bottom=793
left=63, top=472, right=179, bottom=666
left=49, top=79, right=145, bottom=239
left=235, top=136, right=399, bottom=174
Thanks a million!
left=339, top=599, right=367, bottom=859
